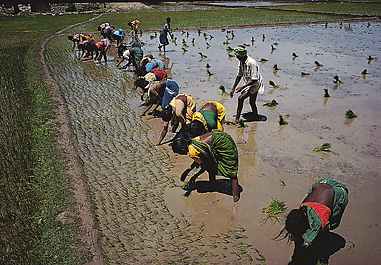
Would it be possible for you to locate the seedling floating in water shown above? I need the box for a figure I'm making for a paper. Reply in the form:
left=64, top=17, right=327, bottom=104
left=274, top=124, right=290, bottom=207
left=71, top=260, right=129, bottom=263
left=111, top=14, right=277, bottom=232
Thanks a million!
left=260, top=198, right=287, bottom=225
left=333, top=75, right=344, bottom=84
left=219, top=85, right=228, bottom=96
left=315, top=61, right=323, bottom=67
left=279, top=115, right=288, bottom=125
left=269, top=80, right=279, bottom=88
left=237, top=119, right=248, bottom=128
left=263, top=99, right=279, bottom=107
left=314, top=143, right=331, bottom=152
left=324, top=89, right=330, bottom=97
left=345, top=109, right=357, bottom=119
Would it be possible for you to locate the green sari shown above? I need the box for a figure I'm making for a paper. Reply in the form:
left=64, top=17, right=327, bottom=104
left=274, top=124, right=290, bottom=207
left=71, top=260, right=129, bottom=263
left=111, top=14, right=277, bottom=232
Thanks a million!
left=191, top=130, right=238, bottom=179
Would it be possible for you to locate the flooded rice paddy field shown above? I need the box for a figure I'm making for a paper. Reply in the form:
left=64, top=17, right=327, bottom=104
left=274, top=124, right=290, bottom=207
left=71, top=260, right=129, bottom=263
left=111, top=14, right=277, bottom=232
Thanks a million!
left=47, top=21, right=380, bottom=264
left=141, top=21, right=380, bottom=264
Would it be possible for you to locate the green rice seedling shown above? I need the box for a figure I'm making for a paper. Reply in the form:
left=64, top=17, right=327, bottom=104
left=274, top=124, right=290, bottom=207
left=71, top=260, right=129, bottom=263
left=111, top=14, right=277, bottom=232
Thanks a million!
left=237, top=119, right=248, bottom=128
left=301, top=72, right=310, bottom=76
left=279, top=115, right=288, bottom=125
left=269, top=80, right=279, bottom=88
left=333, top=75, right=344, bottom=84
left=254, top=248, right=266, bottom=264
left=347, top=241, right=356, bottom=252
left=263, top=99, right=279, bottom=107
left=219, top=85, right=229, bottom=96
left=314, top=143, right=331, bottom=152
left=324, top=89, right=330, bottom=97
left=207, top=69, right=214, bottom=76
left=280, top=180, right=286, bottom=186
left=260, top=198, right=287, bottom=226
left=345, top=109, right=357, bottom=119
left=182, top=181, right=190, bottom=190
left=361, top=69, right=368, bottom=75
left=273, top=64, right=280, bottom=70
left=259, top=58, right=268, bottom=63
left=292, top=52, right=298, bottom=57
left=315, top=61, right=323, bottom=67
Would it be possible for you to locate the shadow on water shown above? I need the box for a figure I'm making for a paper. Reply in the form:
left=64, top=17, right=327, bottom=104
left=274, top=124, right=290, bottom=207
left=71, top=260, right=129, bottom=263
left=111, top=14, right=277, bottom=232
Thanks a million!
left=289, top=232, right=346, bottom=265
left=184, top=179, right=243, bottom=198
left=242, top=112, right=267, bottom=122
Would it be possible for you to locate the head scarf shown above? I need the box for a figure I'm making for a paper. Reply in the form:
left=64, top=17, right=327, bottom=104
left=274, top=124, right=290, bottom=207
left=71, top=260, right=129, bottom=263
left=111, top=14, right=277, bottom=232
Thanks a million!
left=152, top=68, right=167, bottom=80
left=192, top=112, right=209, bottom=132
left=233, top=46, right=247, bottom=57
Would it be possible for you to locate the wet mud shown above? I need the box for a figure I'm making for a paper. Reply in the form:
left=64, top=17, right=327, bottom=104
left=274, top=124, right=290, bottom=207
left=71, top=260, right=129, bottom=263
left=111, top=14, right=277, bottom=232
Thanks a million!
left=45, top=21, right=380, bottom=264
left=142, top=21, right=381, bottom=264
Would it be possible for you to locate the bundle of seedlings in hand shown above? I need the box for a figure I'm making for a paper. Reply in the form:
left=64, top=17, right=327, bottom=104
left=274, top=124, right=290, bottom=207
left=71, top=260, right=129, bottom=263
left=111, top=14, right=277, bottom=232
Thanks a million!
left=314, top=143, right=331, bottom=152
left=324, top=89, right=330, bottom=97
left=260, top=198, right=287, bottom=225
left=263, top=99, right=279, bottom=107
left=219, top=85, right=228, bottom=96
left=345, top=109, right=357, bottom=119
left=279, top=115, right=288, bottom=125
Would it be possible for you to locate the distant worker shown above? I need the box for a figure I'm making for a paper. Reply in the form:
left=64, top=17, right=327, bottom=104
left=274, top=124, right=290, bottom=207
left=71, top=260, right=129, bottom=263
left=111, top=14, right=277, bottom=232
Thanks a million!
left=128, top=20, right=140, bottom=35
left=158, top=17, right=173, bottom=52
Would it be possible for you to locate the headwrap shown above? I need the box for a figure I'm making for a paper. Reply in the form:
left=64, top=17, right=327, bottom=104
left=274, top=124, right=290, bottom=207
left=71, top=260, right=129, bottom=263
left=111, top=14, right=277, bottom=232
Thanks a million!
left=192, top=112, right=208, bottom=132
left=233, top=46, right=247, bottom=57
left=152, top=68, right=167, bottom=80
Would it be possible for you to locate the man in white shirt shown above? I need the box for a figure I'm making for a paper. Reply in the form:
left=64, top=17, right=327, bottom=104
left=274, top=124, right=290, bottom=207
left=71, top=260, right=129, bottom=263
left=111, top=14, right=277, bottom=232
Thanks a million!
left=230, top=46, right=264, bottom=124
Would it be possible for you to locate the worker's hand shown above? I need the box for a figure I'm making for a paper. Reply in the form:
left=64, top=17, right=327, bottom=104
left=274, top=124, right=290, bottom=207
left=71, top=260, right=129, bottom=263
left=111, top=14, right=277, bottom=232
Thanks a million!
left=230, top=89, right=235, bottom=98
left=235, top=86, right=244, bottom=93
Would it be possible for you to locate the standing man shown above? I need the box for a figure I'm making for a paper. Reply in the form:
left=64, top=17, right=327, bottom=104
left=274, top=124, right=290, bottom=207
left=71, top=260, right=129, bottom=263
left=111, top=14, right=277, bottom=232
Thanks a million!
left=230, top=46, right=264, bottom=124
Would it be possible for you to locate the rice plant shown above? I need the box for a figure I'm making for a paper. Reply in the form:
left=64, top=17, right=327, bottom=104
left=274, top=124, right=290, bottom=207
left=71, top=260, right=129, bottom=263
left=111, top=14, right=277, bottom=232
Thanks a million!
left=260, top=198, right=287, bottom=226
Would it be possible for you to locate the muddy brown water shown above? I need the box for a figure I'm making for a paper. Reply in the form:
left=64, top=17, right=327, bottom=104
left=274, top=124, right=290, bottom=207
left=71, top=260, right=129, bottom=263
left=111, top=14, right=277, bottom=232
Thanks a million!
left=142, top=22, right=381, bottom=264
left=47, top=21, right=380, bottom=264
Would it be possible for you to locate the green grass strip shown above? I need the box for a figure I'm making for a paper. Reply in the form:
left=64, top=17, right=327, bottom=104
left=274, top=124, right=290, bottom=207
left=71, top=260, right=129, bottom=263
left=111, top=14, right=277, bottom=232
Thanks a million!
left=266, top=3, right=381, bottom=16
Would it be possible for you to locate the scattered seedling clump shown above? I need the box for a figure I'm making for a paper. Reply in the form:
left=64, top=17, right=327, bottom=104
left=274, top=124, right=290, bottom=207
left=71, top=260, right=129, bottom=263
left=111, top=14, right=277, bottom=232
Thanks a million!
left=263, top=99, right=279, bottom=107
left=314, top=143, right=331, bottom=152
left=219, top=85, right=228, bottom=96
left=333, top=75, right=344, bottom=84
left=237, top=119, right=248, bottom=128
left=269, top=80, right=279, bottom=88
left=279, top=115, right=288, bottom=125
left=345, top=109, right=357, bottom=119
left=324, top=89, right=330, bottom=97
left=260, top=198, right=287, bottom=225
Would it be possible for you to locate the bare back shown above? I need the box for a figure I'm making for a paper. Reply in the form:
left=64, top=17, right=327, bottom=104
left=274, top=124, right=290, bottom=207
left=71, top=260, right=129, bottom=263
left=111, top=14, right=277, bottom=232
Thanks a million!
left=303, top=183, right=335, bottom=210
